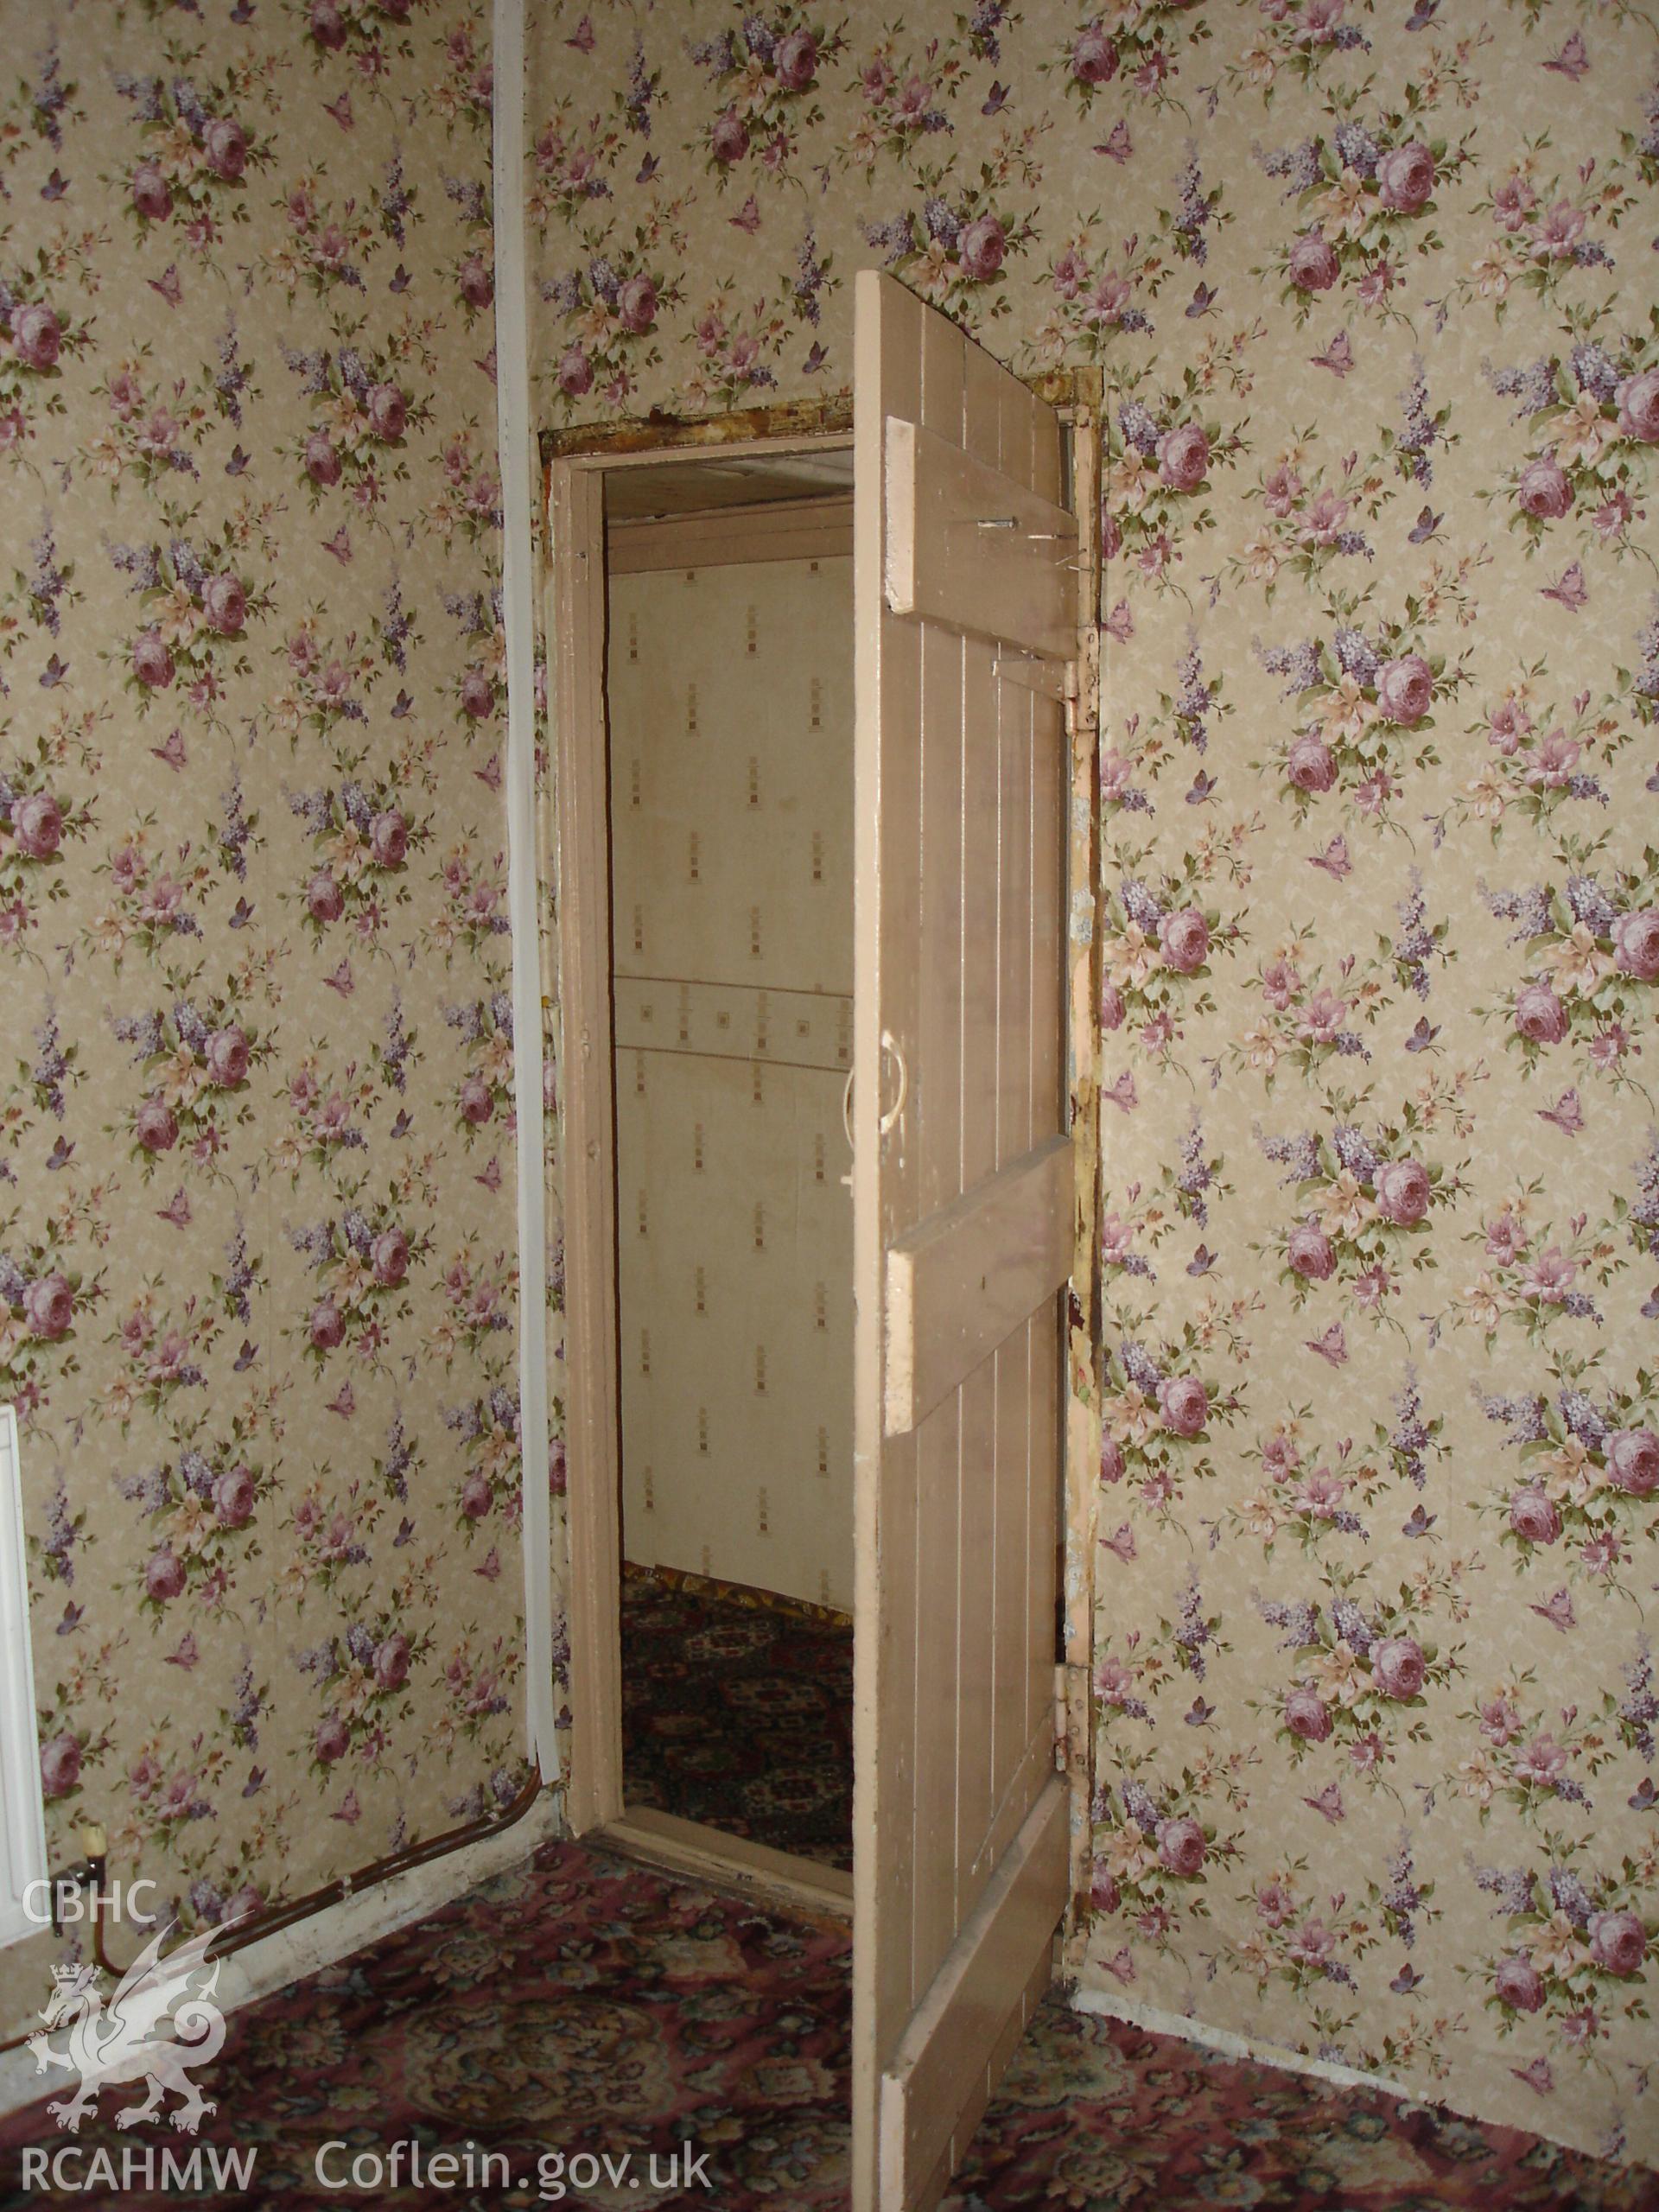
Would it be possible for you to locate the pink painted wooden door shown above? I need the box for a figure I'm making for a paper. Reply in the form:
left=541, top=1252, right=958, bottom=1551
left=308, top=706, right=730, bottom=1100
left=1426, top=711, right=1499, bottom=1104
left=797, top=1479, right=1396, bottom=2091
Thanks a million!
left=850, top=270, right=1077, bottom=2212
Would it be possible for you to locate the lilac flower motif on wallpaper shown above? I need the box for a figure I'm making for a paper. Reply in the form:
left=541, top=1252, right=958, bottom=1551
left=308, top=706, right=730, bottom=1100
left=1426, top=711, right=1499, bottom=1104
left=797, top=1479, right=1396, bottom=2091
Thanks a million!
left=270, top=613, right=380, bottom=748
left=1033, top=223, right=1155, bottom=365
left=438, top=1631, right=519, bottom=1756
left=1099, top=1323, right=1243, bottom=1528
left=1090, top=1767, right=1243, bottom=1954
left=1482, top=1362, right=1659, bottom=1604
left=427, top=836, right=510, bottom=963
left=301, top=1612, right=433, bottom=1794
left=111, top=55, right=275, bottom=256
left=1256, top=100, right=1474, bottom=324
left=860, top=143, right=1040, bottom=320
left=102, top=1287, right=214, bottom=1434
left=270, top=1052, right=376, bottom=1185
left=1256, top=1085, right=1470, bottom=1330
left=118, top=1423, right=268, bottom=1623
left=1233, top=926, right=1381, bottom=1092
left=427, top=13, right=496, bottom=143
left=1221, top=0, right=1371, bottom=106
left=428, top=1243, right=514, bottom=1370
left=548, top=231, right=685, bottom=413
left=687, top=7, right=845, bottom=185
left=531, top=99, right=621, bottom=231
left=1106, top=377, right=1244, bottom=591
left=289, top=777, right=423, bottom=949
left=1046, top=3, right=1212, bottom=111
left=83, top=823, right=211, bottom=974
left=443, top=1382, right=522, bottom=1542
left=442, top=173, right=497, bottom=327
left=1235, top=1867, right=1373, bottom=2031
left=1255, top=601, right=1470, bottom=830
left=264, top=172, right=377, bottom=302
left=1, top=728, right=95, bottom=957
left=1486, top=327, right=1659, bottom=563
left=110, top=989, right=269, bottom=1184
left=277, top=1483, right=374, bottom=1609
left=1230, top=439, right=1378, bottom=601
left=443, top=588, right=505, bottom=731
left=425, top=424, right=505, bottom=543
left=0, top=47, right=82, bottom=198
left=1257, top=1573, right=1463, bottom=1796
left=842, top=32, right=963, bottom=171
left=284, top=336, right=427, bottom=512
left=81, top=361, right=214, bottom=492
left=1100, top=865, right=1240, bottom=1066
left=10, top=1013, right=82, bottom=1147
left=109, top=518, right=271, bottom=726
left=0, top=1215, right=104, bottom=1430
left=0, top=522, right=80, bottom=666
left=298, top=0, right=421, bottom=84
left=1480, top=848, right=1659, bottom=1097
left=442, top=993, right=514, bottom=1142
left=1470, top=1847, right=1655, bottom=2063
left=289, top=1200, right=429, bottom=1372
left=1231, top=1403, right=1425, bottom=1560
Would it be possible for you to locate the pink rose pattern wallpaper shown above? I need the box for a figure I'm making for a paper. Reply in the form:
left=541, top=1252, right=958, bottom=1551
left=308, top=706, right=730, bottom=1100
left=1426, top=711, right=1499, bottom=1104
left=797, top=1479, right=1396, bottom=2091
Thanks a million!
left=2, top=0, right=532, bottom=2032
left=526, top=0, right=1659, bottom=2165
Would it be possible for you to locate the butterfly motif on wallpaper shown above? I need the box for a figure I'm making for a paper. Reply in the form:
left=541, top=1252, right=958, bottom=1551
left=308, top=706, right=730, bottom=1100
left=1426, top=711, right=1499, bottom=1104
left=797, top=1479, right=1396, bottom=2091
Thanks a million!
left=1094, top=121, right=1132, bottom=162
left=1540, top=562, right=1587, bottom=611
left=1307, top=836, right=1352, bottom=880
left=1530, top=1587, right=1577, bottom=1633
left=1537, top=1089, right=1584, bottom=1136
left=1543, top=29, right=1589, bottom=78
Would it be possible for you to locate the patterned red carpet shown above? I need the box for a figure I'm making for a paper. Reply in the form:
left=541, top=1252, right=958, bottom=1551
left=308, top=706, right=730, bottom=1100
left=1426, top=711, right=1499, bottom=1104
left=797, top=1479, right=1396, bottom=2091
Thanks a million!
left=2, top=1838, right=1655, bottom=2210
left=621, top=1565, right=855, bottom=1869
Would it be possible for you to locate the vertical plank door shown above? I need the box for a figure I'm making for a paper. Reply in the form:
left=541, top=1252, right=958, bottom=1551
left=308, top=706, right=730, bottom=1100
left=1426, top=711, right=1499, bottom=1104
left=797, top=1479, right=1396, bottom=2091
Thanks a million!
left=851, top=270, right=1078, bottom=2212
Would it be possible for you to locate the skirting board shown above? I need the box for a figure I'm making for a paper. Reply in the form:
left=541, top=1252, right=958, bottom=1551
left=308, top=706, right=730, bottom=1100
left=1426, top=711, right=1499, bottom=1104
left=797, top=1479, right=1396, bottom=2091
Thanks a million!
left=0, top=1789, right=566, bottom=2122
left=1069, top=1981, right=1655, bottom=2171
left=1070, top=1985, right=1414, bottom=2104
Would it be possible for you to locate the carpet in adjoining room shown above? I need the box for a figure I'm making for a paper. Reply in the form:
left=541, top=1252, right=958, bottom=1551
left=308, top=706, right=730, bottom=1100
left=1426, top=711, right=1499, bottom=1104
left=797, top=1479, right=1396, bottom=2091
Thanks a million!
left=620, top=1562, right=855, bottom=1870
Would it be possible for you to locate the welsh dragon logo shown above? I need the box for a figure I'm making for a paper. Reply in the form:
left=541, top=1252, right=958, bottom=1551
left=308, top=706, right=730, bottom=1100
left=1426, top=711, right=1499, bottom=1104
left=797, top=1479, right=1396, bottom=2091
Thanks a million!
left=27, top=1923, right=227, bottom=2135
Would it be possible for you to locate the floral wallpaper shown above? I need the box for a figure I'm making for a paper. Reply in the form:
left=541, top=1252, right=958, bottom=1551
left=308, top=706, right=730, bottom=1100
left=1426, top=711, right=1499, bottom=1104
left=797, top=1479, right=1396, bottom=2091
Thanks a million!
left=2, top=0, right=531, bottom=2037
left=527, top=0, right=1659, bottom=2165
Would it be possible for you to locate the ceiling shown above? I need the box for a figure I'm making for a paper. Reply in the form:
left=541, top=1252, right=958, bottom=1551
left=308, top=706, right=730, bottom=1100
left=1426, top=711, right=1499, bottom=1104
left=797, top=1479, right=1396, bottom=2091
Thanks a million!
left=603, top=448, right=854, bottom=521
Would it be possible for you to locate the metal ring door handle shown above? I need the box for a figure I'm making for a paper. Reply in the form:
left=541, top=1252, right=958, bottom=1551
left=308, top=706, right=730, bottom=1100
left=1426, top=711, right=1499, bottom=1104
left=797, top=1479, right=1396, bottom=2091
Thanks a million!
left=879, top=1031, right=908, bottom=1136
left=842, top=1038, right=908, bottom=1147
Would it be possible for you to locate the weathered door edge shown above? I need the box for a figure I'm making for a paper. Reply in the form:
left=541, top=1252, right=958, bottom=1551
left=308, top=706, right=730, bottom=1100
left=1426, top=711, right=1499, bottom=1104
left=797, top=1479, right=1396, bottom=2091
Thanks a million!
left=546, top=455, right=624, bottom=1837
left=1060, top=373, right=1104, bottom=1954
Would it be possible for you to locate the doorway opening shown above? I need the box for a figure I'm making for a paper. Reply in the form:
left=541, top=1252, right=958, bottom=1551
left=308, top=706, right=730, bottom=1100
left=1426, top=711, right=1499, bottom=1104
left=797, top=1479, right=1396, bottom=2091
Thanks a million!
left=549, top=420, right=861, bottom=1923
left=604, top=451, right=857, bottom=1872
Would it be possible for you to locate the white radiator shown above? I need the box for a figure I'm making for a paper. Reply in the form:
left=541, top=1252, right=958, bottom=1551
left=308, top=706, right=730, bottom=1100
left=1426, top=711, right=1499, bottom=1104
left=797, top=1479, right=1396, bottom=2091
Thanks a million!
left=0, top=1406, right=46, bottom=1948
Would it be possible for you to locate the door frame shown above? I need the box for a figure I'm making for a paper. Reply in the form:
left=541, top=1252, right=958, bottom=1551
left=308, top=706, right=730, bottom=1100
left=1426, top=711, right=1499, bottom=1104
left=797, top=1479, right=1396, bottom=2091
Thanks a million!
left=542, top=384, right=1103, bottom=1928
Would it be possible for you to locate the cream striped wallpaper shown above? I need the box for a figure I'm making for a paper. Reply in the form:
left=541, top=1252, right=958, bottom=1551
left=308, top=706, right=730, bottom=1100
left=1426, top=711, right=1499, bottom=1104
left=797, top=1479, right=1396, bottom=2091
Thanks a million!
left=608, top=555, right=854, bottom=1608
